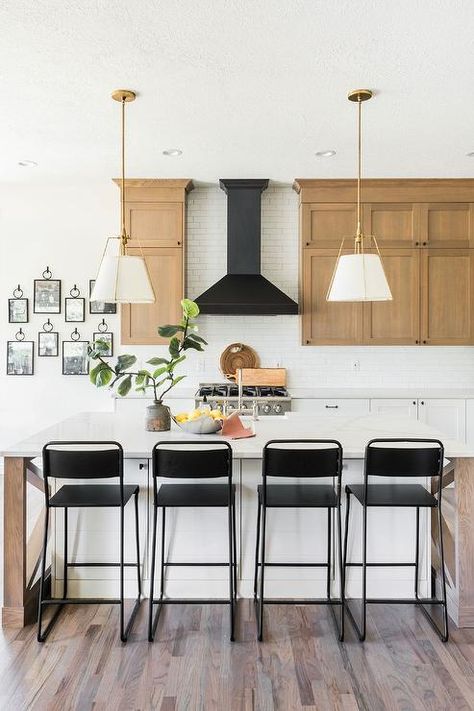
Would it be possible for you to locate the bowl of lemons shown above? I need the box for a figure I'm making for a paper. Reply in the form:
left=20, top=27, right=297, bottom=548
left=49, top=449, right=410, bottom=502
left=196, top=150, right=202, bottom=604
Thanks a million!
left=173, top=407, right=226, bottom=434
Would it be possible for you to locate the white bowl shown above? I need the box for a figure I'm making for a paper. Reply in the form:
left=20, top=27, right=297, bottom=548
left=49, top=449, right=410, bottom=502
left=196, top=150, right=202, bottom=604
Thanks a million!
left=173, top=416, right=223, bottom=435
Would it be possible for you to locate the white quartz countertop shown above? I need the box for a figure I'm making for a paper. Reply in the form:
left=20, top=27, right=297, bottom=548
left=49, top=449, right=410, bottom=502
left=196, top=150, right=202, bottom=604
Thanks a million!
left=2, top=412, right=471, bottom=459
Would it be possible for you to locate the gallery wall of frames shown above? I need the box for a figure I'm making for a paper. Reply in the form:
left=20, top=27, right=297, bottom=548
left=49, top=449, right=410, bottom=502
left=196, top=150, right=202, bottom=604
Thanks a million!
left=7, top=266, right=116, bottom=376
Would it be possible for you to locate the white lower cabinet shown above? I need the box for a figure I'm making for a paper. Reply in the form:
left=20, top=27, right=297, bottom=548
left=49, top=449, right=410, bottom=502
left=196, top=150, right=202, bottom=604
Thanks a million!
left=370, top=398, right=418, bottom=419
left=418, top=399, right=466, bottom=442
left=292, top=398, right=370, bottom=416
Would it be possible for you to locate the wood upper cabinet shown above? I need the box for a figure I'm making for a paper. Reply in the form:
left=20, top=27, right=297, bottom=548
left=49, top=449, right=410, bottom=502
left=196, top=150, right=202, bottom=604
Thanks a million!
left=363, top=248, right=420, bottom=344
left=126, top=202, right=184, bottom=247
left=363, top=203, right=419, bottom=247
left=420, top=203, right=474, bottom=248
left=302, top=249, right=363, bottom=344
left=421, top=248, right=474, bottom=345
left=294, top=179, right=474, bottom=346
left=302, top=203, right=357, bottom=247
left=117, top=179, right=193, bottom=345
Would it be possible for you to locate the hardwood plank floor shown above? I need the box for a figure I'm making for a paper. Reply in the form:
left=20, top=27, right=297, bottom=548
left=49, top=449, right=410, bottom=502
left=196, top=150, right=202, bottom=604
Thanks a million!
left=0, top=600, right=473, bottom=711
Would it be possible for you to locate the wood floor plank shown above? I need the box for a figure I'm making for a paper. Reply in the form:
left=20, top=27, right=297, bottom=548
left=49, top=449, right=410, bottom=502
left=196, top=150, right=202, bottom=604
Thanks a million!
left=0, top=602, right=473, bottom=710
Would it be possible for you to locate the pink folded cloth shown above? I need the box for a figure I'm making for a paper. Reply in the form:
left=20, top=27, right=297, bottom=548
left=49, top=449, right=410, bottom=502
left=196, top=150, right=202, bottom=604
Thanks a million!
left=221, top=413, right=255, bottom=439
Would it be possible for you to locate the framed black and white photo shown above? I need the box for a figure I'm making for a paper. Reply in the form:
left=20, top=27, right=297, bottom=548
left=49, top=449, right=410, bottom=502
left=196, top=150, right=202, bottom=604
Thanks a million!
left=7, top=340, right=34, bottom=375
left=8, top=298, right=28, bottom=323
left=62, top=340, right=89, bottom=375
left=38, top=331, right=59, bottom=357
left=93, top=331, right=113, bottom=357
left=65, top=297, right=85, bottom=322
left=34, top=279, right=61, bottom=314
left=89, top=279, right=117, bottom=314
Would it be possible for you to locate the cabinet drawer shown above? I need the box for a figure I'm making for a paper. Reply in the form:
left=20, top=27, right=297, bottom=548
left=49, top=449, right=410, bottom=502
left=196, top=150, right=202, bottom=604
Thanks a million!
left=292, top=399, right=370, bottom=415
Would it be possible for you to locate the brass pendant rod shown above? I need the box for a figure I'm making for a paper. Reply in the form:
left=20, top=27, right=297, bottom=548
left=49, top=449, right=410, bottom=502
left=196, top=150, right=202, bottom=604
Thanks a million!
left=120, top=96, right=127, bottom=254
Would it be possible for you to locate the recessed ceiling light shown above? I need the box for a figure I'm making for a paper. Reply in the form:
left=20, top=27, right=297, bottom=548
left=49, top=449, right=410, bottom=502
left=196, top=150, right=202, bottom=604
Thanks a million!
left=315, top=150, right=336, bottom=158
left=466, top=151, right=474, bottom=157
left=18, top=159, right=38, bottom=167
left=162, top=148, right=182, bottom=157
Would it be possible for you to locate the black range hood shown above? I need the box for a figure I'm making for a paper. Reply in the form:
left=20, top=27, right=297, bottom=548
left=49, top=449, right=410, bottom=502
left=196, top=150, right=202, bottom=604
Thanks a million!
left=195, top=179, right=298, bottom=315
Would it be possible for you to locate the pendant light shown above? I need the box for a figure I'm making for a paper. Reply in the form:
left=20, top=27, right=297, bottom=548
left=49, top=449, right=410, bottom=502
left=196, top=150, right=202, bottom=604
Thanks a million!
left=327, top=89, right=392, bottom=302
left=91, top=90, right=155, bottom=304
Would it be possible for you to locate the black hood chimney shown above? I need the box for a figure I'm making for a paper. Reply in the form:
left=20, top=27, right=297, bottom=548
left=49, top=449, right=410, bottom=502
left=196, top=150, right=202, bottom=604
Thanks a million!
left=195, top=179, right=298, bottom=315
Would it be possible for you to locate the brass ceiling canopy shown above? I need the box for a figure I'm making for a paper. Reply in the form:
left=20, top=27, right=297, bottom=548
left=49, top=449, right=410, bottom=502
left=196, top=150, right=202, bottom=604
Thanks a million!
left=111, top=89, right=136, bottom=103
left=348, top=88, right=373, bottom=103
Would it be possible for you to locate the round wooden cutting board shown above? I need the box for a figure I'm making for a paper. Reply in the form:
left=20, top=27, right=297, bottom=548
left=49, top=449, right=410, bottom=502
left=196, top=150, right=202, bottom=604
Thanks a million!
left=220, top=343, right=260, bottom=381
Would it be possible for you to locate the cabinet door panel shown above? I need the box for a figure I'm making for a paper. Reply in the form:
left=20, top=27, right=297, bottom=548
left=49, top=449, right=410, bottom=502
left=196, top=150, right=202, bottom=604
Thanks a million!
left=370, top=399, right=418, bottom=419
left=421, top=203, right=474, bottom=248
left=302, top=204, right=357, bottom=248
left=418, top=399, right=466, bottom=442
left=121, top=247, right=183, bottom=345
left=363, top=249, right=420, bottom=344
left=126, top=202, right=184, bottom=247
left=421, top=249, right=474, bottom=344
left=302, top=249, right=363, bottom=345
left=364, top=203, right=419, bottom=247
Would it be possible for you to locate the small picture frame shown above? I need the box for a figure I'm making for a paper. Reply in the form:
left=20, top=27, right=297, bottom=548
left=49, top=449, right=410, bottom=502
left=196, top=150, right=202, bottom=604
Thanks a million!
left=65, top=297, right=85, bottom=322
left=89, top=279, right=117, bottom=314
left=93, top=331, right=113, bottom=357
left=9, top=298, right=28, bottom=323
left=7, top=340, right=34, bottom=375
left=62, top=340, right=89, bottom=375
left=34, top=279, right=61, bottom=314
left=38, top=331, right=59, bottom=357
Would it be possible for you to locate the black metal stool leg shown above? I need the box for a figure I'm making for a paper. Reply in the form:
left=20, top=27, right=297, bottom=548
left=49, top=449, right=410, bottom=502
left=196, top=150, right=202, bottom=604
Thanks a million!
left=257, top=505, right=267, bottom=642
left=336, top=502, right=345, bottom=641
left=150, top=506, right=166, bottom=641
left=232, top=498, right=238, bottom=601
left=228, top=503, right=235, bottom=642
left=326, top=508, right=332, bottom=600
left=37, top=506, right=66, bottom=642
left=148, top=503, right=159, bottom=642
left=414, top=507, right=420, bottom=598
left=417, top=502, right=449, bottom=642
left=135, top=491, right=142, bottom=598
left=63, top=507, right=68, bottom=599
left=119, top=504, right=125, bottom=642
left=119, top=499, right=142, bottom=644
left=253, top=499, right=261, bottom=600
left=344, top=491, right=367, bottom=642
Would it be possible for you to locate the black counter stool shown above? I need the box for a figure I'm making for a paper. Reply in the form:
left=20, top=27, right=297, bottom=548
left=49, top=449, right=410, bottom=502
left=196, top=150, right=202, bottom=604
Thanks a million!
left=148, top=441, right=236, bottom=642
left=38, top=441, right=141, bottom=643
left=254, top=439, right=344, bottom=642
left=343, top=438, right=448, bottom=642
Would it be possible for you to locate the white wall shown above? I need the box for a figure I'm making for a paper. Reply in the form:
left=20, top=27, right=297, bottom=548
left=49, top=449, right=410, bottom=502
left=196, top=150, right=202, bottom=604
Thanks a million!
left=1, top=180, right=474, bottom=448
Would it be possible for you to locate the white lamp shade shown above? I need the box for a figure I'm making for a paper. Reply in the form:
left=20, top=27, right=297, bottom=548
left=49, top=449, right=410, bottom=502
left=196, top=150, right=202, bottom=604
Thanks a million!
left=91, top=238, right=155, bottom=304
left=327, top=253, right=392, bottom=302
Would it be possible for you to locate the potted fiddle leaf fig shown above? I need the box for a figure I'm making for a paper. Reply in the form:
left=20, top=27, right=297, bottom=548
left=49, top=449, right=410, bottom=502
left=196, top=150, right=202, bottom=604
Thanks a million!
left=88, top=299, right=207, bottom=431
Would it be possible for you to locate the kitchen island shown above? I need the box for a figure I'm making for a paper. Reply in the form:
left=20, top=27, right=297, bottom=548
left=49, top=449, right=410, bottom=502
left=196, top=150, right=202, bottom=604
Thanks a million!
left=2, top=411, right=473, bottom=628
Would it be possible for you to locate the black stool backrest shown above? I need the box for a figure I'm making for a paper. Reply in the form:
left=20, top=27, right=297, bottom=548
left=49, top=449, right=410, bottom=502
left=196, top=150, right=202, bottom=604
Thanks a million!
left=262, top=439, right=343, bottom=501
left=152, top=441, right=233, bottom=499
left=42, top=441, right=124, bottom=504
left=365, top=438, right=444, bottom=497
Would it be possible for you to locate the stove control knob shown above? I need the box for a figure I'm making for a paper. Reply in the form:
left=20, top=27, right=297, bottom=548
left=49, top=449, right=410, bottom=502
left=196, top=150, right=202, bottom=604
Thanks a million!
left=263, top=403, right=272, bottom=414
left=227, top=402, right=236, bottom=411
left=273, top=403, right=283, bottom=414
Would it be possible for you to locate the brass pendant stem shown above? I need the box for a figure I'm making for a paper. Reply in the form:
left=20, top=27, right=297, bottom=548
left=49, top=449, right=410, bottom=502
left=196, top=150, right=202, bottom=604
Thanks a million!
left=357, top=97, right=362, bottom=235
left=120, top=96, right=127, bottom=253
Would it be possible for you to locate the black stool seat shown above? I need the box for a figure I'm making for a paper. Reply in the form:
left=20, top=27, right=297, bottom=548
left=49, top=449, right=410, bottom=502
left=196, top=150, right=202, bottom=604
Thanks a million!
left=257, top=484, right=337, bottom=508
left=346, top=483, right=438, bottom=508
left=49, top=483, right=139, bottom=508
left=156, top=483, right=235, bottom=508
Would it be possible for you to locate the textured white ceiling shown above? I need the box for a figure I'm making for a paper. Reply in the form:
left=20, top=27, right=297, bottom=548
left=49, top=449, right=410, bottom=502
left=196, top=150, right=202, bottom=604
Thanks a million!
left=2, top=0, right=474, bottom=184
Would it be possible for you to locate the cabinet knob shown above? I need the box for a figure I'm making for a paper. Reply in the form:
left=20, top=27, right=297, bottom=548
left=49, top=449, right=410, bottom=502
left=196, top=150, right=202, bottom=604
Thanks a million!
left=422, top=242, right=427, bottom=246
left=423, top=340, right=427, bottom=344
left=415, top=242, right=419, bottom=246
left=306, top=242, right=310, bottom=246
left=177, top=241, right=181, bottom=245
left=421, top=400, right=425, bottom=406
left=415, top=340, right=419, bottom=344
left=412, top=401, right=416, bottom=405
left=325, top=404, right=339, bottom=409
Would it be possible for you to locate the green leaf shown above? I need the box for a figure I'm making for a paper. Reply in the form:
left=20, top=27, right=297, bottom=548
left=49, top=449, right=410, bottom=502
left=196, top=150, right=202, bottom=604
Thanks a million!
left=135, top=370, right=151, bottom=386
left=181, top=299, right=199, bottom=319
left=117, top=374, right=132, bottom=397
left=94, top=339, right=111, bottom=354
left=116, top=354, right=136, bottom=372
left=182, top=339, right=204, bottom=352
left=158, top=325, right=183, bottom=338
left=169, top=336, right=180, bottom=358
left=167, top=355, right=186, bottom=371
left=152, top=366, right=168, bottom=379
left=146, top=357, right=169, bottom=366
left=89, top=362, right=105, bottom=385
left=171, top=375, right=186, bottom=387
left=186, top=333, right=207, bottom=345
left=96, top=367, right=114, bottom=387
